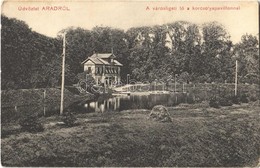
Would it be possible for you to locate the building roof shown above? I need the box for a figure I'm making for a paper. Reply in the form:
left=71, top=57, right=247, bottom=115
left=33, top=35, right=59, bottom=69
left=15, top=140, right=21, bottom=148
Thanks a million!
left=87, top=57, right=105, bottom=65
left=113, top=60, right=123, bottom=66
left=81, top=53, right=122, bottom=66
left=93, top=53, right=116, bottom=59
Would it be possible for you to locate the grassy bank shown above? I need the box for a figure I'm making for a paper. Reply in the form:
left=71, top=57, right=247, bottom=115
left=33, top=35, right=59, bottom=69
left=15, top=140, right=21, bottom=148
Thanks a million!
left=1, top=102, right=260, bottom=167
left=1, top=87, right=94, bottom=107
left=1, top=88, right=95, bottom=125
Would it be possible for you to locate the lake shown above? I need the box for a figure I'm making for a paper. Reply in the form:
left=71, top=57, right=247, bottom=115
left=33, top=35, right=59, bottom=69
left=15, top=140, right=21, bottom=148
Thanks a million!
left=68, top=93, right=195, bottom=113
left=1, top=92, right=197, bottom=123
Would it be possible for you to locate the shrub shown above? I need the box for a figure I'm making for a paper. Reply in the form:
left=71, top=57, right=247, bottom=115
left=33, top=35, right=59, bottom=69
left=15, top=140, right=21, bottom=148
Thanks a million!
left=62, top=112, right=77, bottom=127
left=219, top=97, right=233, bottom=106
left=249, top=95, right=257, bottom=102
left=19, top=115, right=44, bottom=133
left=240, top=94, right=249, bottom=103
left=231, top=95, right=240, bottom=104
left=209, top=98, right=220, bottom=108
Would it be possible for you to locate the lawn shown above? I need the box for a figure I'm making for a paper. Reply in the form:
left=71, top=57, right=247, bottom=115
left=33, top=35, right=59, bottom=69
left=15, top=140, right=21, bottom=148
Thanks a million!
left=1, top=102, right=260, bottom=167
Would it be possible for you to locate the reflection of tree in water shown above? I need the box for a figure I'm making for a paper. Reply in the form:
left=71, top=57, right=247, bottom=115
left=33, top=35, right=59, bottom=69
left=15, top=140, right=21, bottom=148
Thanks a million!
left=2, top=93, right=198, bottom=123
left=89, top=94, right=196, bottom=112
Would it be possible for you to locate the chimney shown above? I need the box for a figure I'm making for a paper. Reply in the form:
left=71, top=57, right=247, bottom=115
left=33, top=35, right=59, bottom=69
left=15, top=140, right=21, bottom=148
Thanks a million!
left=93, top=50, right=98, bottom=57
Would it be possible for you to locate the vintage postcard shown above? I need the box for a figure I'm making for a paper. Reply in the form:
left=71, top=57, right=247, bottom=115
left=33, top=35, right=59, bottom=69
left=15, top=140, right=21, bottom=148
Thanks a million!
left=1, top=0, right=259, bottom=167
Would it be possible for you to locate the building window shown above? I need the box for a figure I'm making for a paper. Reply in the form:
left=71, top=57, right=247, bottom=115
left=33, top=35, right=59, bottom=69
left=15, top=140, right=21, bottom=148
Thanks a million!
left=88, top=67, right=92, bottom=73
left=96, top=67, right=101, bottom=74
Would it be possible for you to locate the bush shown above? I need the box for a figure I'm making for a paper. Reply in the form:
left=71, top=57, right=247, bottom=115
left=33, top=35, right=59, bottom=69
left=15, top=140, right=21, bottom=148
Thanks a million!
left=219, top=97, right=233, bottom=106
left=231, top=95, right=240, bottom=104
left=249, top=95, right=257, bottom=102
left=240, top=94, right=249, bottom=103
left=62, top=112, right=77, bottom=127
left=209, top=98, right=220, bottom=108
left=19, top=115, right=44, bottom=133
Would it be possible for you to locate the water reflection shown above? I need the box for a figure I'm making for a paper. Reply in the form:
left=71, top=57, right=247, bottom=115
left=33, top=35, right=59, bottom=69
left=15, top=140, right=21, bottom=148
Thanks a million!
left=1, top=93, right=195, bottom=124
left=83, top=96, right=122, bottom=113
left=68, top=93, right=194, bottom=113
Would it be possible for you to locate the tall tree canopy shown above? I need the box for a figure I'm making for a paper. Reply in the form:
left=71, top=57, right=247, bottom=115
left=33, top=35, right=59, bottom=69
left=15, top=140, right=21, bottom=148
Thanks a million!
left=1, top=15, right=62, bottom=89
left=1, top=15, right=259, bottom=90
left=234, top=34, right=259, bottom=84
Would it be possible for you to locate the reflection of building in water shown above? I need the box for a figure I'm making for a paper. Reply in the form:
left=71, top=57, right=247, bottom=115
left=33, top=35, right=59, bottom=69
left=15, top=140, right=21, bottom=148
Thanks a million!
left=84, top=97, right=121, bottom=113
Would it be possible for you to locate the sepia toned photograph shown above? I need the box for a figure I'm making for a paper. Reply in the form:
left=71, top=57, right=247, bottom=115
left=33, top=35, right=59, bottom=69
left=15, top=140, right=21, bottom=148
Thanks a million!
left=1, top=0, right=260, bottom=167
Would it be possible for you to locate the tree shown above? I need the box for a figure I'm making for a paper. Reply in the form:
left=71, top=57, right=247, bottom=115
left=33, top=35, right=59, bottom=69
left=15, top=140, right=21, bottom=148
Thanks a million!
left=1, top=15, right=62, bottom=89
left=58, top=27, right=93, bottom=85
left=3, top=15, right=251, bottom=90
left=201, top=22, right=233, bottom=82
left=76, top=71, right=96, bottom=93
left=234, top=34, right=259, bottom=84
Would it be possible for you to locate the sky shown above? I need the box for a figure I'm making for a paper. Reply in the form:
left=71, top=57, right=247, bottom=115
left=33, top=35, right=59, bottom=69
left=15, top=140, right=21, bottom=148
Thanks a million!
left=1, top=0, right=259, bottom=43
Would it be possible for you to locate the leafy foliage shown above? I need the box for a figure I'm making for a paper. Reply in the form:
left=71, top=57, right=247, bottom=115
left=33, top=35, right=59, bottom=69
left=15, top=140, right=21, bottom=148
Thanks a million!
left=231, top=95, right=240, bottom=104
left=1, top=15, right=259, bottom=90
left=234, top=34, right=259, bottom=84
left=209, top=97, right=220, bottom=108
left=240, top=94, right=249, bottom=103
left=76, top=71, right=96, bottom=92
left=1, top=15, right=63, bottom=89
left=62, top=112, right=77, bottom=127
